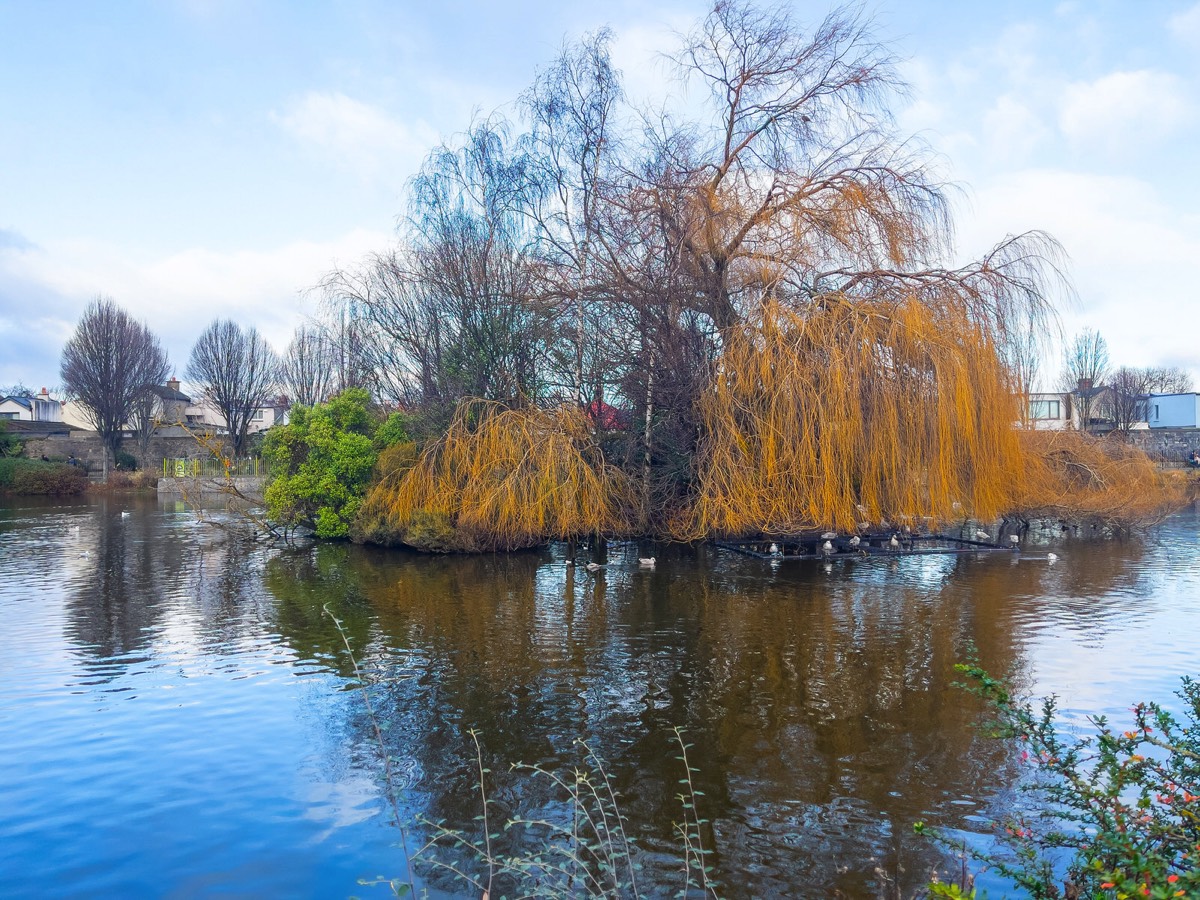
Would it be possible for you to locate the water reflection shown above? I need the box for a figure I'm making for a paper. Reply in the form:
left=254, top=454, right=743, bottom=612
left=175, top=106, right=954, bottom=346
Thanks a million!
left=4, top=494, right=1193, bottom=898
left=260, top=540, right=1076, bottom=896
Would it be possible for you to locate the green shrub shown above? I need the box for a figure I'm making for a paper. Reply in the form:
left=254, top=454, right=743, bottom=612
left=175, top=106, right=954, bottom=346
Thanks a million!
left=262, top=388, right=387, bottom=540
left=0, top=420, right=19, bottom=457
left=114, top=449, right=138, bottom=471
left=0, top=458, right=88, bottom=495
left=919, top=661, right=1200, bottom=899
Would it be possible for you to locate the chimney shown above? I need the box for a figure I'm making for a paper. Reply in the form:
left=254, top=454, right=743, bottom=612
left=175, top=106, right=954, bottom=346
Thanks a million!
left=39, top=387, right=49, bottom=398
left=1077, top=377, right=1092, bottom=392
left=167, top=377, right=180, bottom=392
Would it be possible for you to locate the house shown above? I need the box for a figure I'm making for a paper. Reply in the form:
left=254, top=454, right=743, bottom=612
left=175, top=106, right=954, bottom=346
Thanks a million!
left=0, top=388, right=63, bottom=423
left=1023, top=391, right=1077, bottom=430
left=1146, top=393, right=1200, bottom=429
left=152, top=377, right=192, bottom=424
left=180, top=394, right=289, bottom=435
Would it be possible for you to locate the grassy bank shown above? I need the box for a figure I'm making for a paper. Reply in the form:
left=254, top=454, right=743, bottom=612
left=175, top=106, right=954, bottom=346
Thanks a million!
left=0, top=458, right=88, bottom=495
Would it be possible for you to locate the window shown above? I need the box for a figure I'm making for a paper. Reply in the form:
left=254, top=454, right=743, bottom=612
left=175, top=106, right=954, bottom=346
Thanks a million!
left=0, top=412, right=17, bottom=420
left=1029, top=399, right=1061, bottom=420
left=251, top=409, right=265, bottom=421
left=1153, top=404, right=1160, bottom=421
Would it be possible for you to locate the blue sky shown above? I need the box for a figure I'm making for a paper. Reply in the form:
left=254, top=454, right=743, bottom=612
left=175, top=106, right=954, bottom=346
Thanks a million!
left=2, top=0, right=1199, bottom=391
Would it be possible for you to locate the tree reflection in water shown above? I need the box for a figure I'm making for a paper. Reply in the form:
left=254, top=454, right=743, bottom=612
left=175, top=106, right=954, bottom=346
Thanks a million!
left=260, top=535, right=1146, bottom=898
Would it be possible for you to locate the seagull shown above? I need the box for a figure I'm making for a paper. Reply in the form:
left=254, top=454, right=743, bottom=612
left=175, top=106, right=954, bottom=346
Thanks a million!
left=849, top=535, right=861, bottom=548
left=889, top=534, right=900, bottom=550
left=1047, top=552, right=1059, bottom=562
left=975, top=530, right=990, bottom=541
left=879, top=518, right=891, bottom=529
left=120, top=511, right=130, bottom=518
left=857, top=522, right=872, bottom=532
left=565, top=559, right=574, bottom=567
left=821, top=540, right=834, bottom=556
left=1009, top=534, right=1020, bottom=545
left=820, top=531, right=837, bottom=540
left=769, top=543, right=780, bottom=556
left=638, top=557, right=656, bottom=568
left=585, top=562, right=604, bottom=572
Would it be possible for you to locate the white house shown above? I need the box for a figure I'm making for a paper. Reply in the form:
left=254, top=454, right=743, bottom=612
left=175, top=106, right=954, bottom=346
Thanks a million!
left=1146, top=393, right=1200, bottom=429
left=0, top=388, right=64, bottom=422
left=1023, top=391, right=1077, bottom=430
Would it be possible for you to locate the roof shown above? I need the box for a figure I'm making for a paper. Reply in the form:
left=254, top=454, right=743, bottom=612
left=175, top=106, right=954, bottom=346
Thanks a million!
left=151, top=385, right=192, bottom=402
left=1, top=395, right=33, bottom=409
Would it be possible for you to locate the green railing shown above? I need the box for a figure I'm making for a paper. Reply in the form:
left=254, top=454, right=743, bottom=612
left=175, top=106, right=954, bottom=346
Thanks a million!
left=161, top=456, right=269, bottom=479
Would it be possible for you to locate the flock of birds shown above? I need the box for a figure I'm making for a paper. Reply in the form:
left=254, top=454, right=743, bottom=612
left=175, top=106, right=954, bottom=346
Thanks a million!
left=567, top=555, right=656, bottom=573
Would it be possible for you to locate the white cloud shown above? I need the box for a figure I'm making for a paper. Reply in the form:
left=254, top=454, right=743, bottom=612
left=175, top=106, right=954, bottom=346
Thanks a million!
left=1058, top=70, right=1191, bottom=154
left=1169, top=3, right=1200, bottom=45
left=271, top=91, right=437, bottom=184
left=981, top=95, right=1048, bottom=165
left=0, top=228, right=390, bottom=385
left=955, top=169, right=1200, bottom=385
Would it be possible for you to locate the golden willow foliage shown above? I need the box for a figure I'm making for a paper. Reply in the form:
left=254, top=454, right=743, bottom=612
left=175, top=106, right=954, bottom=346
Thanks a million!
left=680, top=298, right=1028, bottom=537
left=355, top=401, right=631, bottom=552
left=1013, top=431, right=1187, bottom=528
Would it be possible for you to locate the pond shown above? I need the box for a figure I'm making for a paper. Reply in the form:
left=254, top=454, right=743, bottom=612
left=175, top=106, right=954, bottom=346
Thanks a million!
left=1, top=495, right=1198, bottom=897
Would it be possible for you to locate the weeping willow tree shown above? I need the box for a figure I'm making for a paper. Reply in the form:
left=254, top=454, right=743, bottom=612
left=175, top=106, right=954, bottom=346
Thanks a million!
left=356, top=401, right=631, bottom=551
left=330, top=1, right=1184, bottom=551
left=681, top=296, right=1029, bottom=536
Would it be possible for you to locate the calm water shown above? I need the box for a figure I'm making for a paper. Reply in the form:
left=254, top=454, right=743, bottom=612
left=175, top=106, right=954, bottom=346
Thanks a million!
left=1, top=495, right=1198, bottom=898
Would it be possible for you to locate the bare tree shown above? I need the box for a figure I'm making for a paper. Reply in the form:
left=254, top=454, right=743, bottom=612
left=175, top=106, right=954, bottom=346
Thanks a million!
left=521, top=29, right=624, bottom=405
left=60, top=296, right=169, bottom=481
left=1140, top=365, right=1194, bottom=394
left=1105, top=367, right=1149, bottom=437
left=1059, top=328, right=1110, bottom=432
left=187, top=320, right=279, bottom=456
left=281, top=324, right=335, bottom=407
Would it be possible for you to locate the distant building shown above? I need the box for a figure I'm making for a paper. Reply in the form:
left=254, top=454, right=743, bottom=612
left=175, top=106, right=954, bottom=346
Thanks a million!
left=1023, top=391, right=1077, bottom=430
left=1146, top=393, right=1200, bottom=429
left=0, top=388, right=63, bottom=423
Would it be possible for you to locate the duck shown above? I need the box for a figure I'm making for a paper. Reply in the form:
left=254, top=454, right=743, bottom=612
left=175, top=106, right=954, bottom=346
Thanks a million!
left=638, top=557, right=656, bottom=568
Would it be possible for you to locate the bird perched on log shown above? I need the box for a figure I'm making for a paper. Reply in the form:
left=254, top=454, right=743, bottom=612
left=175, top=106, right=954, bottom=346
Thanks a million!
left=849, top=535, right=861, bottom=548
left=769, top=543, right=780, bottom=556
left=889, top=534, right=900, bottom=550
left=821, top=540, right=834, bottom=556
left=974, top=530, right=990, bottom=541
left=820, top=532, right=837, bottom=540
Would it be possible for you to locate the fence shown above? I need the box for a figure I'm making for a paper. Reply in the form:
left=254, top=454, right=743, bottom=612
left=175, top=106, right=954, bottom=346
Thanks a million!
left=161, top=456, right=269, bottom=479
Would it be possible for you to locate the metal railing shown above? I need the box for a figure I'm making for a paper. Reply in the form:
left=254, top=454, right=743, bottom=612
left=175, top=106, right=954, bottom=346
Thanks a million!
left=161, top=456, right=269, bottom=479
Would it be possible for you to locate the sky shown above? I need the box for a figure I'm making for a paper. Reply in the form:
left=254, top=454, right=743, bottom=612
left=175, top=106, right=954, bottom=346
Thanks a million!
left=2, top=0, right=1198, bottom=393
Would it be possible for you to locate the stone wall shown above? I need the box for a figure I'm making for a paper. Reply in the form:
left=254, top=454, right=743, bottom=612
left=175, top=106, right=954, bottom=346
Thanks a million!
left=157, top=476, right=266, bottom=497
left=21, top=431, right=234, bottom=473
left=1129, top=428, right=1200, bottom=464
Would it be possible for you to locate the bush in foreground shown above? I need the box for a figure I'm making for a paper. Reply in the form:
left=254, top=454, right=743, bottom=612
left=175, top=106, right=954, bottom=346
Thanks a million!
left=919, top=664, right=1200, bottom=899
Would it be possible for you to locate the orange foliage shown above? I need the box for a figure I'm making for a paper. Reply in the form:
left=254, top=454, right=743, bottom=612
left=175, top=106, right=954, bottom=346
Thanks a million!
left=356, top=401, right=631, bottom=551
left=679, top=298, right=1026, bottom=536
